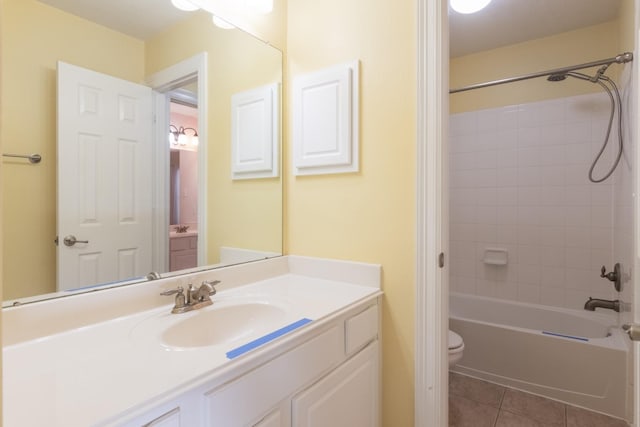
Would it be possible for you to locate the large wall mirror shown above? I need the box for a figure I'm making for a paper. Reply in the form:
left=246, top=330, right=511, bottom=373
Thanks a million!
left=1, top=0, right=283, bottom=306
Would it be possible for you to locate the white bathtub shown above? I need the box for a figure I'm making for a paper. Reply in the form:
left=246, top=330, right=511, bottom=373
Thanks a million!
left=450, top=292, right=629, bottom=419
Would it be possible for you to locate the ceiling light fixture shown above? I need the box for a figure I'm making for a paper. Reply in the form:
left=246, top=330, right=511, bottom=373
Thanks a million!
left=450, top=0, right=492, bottom=14
left=171, top=0, right=199, bottom=12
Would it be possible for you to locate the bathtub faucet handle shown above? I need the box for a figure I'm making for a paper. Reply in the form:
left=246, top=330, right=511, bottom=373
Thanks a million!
left=600, top=263, right=621, bottom=292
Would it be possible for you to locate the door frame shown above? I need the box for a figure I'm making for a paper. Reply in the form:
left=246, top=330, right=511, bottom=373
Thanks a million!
left=416, top=1, right=640, bottom=425
left=633, top=2, right=640, bottom=426
left=415, top=0, right=449, bottom=426
left=146, top=53, right=208, bottom=271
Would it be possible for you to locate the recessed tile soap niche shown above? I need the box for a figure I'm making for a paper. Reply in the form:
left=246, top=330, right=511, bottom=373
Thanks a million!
left=293, top=61, right=360, bottom=176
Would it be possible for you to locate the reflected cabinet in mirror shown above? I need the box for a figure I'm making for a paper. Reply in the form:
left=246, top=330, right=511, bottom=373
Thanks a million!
left=1, top=0, right=283, bottom=305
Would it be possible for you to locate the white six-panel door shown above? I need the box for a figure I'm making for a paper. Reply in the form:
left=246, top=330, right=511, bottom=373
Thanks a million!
left=57, top=62, right=153, bottom=291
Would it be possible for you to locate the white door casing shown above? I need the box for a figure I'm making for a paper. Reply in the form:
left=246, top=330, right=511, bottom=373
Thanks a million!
left=147, top=53, right=208, bottom=268
left=633, top=2, right=640, bottom=425
left=416, top=0, right=449, bottom=426
left=57, top=62, right=153, bottom=291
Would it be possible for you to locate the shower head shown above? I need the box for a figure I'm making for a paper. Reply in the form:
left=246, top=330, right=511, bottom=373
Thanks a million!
left=547, top=73, right=567, bottom=82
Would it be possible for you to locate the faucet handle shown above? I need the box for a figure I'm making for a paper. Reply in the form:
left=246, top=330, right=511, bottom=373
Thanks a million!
left=201, top=280, right=220, bottom=296
left=160, top=286, right=187, bottom=312
left=160, top=286, right=184, bottom=296
left=600, top=263, right=622, bottom=292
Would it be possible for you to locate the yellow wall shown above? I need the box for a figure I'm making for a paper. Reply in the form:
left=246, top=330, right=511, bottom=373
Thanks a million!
left=0, top=0, right=144, bottom=300
left=450, top=21, right=620, bottom=113
left=1, top=0, right=4, bottom=418
left=146, top=11, right=283, bottom=263
left=619, top=0, right=635, bottom=52
left=286, top=0, right=416, bottom=425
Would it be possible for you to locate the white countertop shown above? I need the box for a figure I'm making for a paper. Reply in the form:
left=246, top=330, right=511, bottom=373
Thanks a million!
left=3, top=256, right=381, bottom=427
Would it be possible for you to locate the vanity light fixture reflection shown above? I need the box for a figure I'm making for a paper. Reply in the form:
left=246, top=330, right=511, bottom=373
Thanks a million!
left=173, top=0, right=274, bottom=16
left=171, top=0, right=200, bottom=11
left=169, top=125, right=199, bottom=146
left=450, top=0, right=492, bottom=14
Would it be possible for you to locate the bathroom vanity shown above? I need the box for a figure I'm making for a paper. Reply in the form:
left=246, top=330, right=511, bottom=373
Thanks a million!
left=3, top=256, right=382, bottom=427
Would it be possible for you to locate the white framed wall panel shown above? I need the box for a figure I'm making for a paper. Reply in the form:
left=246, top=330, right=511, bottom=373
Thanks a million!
left=231, top=83, right=280, bottom=180
left=293, top=61, right=359, bottom=176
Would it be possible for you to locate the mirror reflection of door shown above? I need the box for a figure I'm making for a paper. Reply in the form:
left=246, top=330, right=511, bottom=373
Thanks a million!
left=57, top=61, right=153, bottom=291
left=168, top=88, right=199, bottom=272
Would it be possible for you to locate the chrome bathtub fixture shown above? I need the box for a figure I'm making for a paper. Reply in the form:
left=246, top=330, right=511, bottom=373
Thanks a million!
left=600, top=263, right=621, bottom=292
left=583, top=297, right=620, bottom=313
left=161, top=280, right=221, bottom=314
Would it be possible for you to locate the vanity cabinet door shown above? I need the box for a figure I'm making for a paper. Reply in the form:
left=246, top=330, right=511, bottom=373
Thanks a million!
left=291, top=341, right=379, bottom=427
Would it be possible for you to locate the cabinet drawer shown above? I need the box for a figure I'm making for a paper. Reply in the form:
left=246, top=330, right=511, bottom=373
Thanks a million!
left=170, top=237, right=190, bottom=251
left=345, top=305, right=378, bottom=355
left=204, top=325, right=343, bottom=426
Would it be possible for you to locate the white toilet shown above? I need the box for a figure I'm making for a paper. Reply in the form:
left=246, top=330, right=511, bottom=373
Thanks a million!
left=448, top=330, right=464, bottom=367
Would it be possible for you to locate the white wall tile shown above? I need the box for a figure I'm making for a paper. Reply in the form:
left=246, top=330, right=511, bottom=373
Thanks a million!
left=496, top=225, right=518, bottom=244
left=449, top=92, right=620, bottom=313
left=565, top=206, right=591, bottom=227
left=475, top=188, right=498, bottom=206
left=494, top=129, right=519, bottom=150
left=591, top=206, right=613, bottom=228
left=496, top=206, right=518, bottom=225
left=539, top=247, right=565, bottom=268
left=540, top=287, right=565, bottom=307
left=564, top=141, right=592, bottom=164
left=565, top=268, right=592, bottom=290
left=495, top=167, right=518, bottom=186
left=517, top=283, right=541, bottom=304
left=449, top=112, right=477, bottom=136
left=564, top=186, right=591, bottom=206
left=450, top=223, right=476, bottom=242
left=565, top=227, right=591, bottom=248
left=496, top=187, right=518, bottom=206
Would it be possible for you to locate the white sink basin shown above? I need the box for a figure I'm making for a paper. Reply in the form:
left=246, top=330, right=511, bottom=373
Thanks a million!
left=162, top=303, right=288, bottom=348
left=130, top=299, right=291, bottom=350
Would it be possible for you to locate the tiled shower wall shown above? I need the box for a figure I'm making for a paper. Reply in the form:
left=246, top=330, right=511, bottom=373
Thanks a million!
left=449, top=92, right=621, bottom=311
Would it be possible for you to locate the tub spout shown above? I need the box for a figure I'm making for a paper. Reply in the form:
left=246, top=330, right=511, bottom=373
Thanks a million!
left=584, top=297, right=620, bottom=313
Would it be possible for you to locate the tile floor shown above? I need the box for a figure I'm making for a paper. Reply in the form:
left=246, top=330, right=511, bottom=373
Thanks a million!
left=449, top=372, right=630, bottom=427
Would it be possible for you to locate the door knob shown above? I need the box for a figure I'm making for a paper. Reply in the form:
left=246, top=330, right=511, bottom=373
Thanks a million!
left=63, top=235, right=89, bottom=247
left=622, top=324, right=640, bottom=341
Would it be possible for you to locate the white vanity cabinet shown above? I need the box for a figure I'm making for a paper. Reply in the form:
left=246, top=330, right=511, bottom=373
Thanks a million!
left=169, top=235, right=198, bottom=271
left=120, top=300, right=380, bottom=427
left=291, top=342, right=379, bottom=426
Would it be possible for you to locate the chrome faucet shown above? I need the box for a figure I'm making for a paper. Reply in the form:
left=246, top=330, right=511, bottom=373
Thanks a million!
left=161, top=280, right=221, bottom=314
left=584, top=297, right=620, bottom=313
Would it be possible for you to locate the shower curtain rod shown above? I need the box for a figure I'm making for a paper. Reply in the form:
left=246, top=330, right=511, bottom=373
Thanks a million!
left=449, top=52, right=633, bottom=94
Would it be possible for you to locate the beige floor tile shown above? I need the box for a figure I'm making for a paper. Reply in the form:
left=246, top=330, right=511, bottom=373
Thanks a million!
left=449, top=373, right=506, bottom=408
left=495, top=410, right=555, bottom=427
left=566, top=405, right=629, bottom=427
left=501, top=389, right=565, bottom=426
left=449, top=395, right=499, bottom=427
